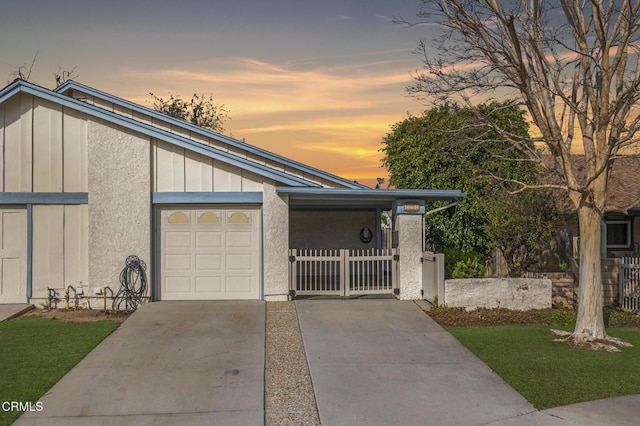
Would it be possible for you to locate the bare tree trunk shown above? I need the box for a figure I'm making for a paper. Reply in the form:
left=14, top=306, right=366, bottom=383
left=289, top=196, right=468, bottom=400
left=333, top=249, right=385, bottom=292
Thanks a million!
left=574, top=206, right=605, bottom=339
left=552, top=206, right=632, bottom=351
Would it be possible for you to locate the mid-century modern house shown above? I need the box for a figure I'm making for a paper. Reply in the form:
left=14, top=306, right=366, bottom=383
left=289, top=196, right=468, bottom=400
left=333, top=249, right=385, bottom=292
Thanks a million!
left=0, top=79, right=463, bottom=305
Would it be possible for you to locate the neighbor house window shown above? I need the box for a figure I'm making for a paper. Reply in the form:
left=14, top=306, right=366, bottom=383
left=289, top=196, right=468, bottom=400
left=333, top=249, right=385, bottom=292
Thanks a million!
left=606, top=220, right=631, bottom=249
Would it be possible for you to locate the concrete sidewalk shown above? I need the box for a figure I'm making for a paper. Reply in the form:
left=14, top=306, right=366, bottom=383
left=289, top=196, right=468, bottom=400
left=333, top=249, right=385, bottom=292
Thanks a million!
left=297, top=299, right=535, bottom=426
left=16, top=301, right=265, bottom=426
left=0, top=304, right=33, bottom=321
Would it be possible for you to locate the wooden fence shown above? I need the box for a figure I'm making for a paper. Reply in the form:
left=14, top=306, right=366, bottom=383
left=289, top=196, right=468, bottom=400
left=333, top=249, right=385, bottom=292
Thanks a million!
left=289, top=248, right=397, bottom=297
left=620, top=257, right=640, bottom=312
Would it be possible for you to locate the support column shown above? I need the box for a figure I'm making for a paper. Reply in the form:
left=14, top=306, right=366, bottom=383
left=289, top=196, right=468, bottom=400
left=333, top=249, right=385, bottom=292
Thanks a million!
left=396, top=213, right=424, bottom=300
left=262, top=181, right=290, bottom=301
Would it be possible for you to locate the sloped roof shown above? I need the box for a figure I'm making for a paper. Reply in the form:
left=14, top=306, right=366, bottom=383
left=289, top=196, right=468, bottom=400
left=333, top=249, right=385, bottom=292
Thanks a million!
left=607, top=156, right=640, bottom=210
left=55, top=80, right=367, bottom=190
left=543, top=155, right=640, bottom=213
left=0, top=79, right=319, bottom=188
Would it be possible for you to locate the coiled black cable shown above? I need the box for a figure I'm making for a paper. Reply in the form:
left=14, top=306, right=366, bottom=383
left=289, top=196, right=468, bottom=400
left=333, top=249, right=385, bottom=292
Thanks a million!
left=112, top=255, right=148, bottom=313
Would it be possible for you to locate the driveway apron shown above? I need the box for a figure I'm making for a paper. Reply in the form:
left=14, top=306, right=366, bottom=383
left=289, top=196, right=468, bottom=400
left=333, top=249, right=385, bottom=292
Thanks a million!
left=17, top=301, right=265, bottom=426
left=297, top=299, right=535, bottom=426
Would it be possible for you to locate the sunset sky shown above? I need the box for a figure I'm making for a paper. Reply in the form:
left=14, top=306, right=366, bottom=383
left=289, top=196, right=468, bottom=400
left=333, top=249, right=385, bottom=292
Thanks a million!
left=0, top=0, right=443, bottom=188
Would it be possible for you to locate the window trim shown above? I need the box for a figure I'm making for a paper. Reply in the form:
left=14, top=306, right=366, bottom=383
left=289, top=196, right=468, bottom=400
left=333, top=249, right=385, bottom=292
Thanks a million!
left=606, top=220, right=632, bottom=249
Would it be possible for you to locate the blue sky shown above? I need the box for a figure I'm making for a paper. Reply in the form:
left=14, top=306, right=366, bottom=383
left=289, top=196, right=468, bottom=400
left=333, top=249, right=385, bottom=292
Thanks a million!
left=0, top=0, right=436, bottom=187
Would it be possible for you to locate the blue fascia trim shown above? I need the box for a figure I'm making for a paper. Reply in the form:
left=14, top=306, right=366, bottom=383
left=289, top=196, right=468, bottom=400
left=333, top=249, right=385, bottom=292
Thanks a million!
left=152, top=192, right=263, bottom=204
left=150, top=203, right=156, bottom=302
left=1, top=80, right=317, bottom=188
left=26, top=204, right=33, bottom=299
left=55, top=80, right=366, bottom=189
left=0, top=192, right=88, bottom=204
left=0, top=83, right=22, bottom=105
left=276, top=187, right=465, bottom=200
left=260, top=207, right=265, bottom=301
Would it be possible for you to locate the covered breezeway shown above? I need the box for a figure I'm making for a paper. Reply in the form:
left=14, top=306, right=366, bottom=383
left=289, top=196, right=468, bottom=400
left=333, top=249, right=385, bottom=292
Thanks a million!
left=278, top=188, right=463, bottom=300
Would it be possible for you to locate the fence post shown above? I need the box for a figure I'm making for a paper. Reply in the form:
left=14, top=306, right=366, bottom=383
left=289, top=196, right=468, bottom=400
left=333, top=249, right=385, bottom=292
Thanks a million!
left=289, top=249, right=296, bottom=297
left=618, top=257, right=623, bottom=308
left=435, top=253, right=445, bottom=304
left=340, top=249, right=349, bottom=297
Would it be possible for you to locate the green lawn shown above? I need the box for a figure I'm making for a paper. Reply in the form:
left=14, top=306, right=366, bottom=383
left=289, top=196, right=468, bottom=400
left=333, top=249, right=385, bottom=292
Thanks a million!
left=447, top=325, right=640, bottom=409
left=0, top=316, right=119, bottom=426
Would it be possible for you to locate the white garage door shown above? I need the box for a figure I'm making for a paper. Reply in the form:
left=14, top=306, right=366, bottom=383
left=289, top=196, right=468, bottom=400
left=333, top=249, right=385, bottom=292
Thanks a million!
left=0, top=208, right=27, bottom=303
left=159, top=207, right=261, bottom=300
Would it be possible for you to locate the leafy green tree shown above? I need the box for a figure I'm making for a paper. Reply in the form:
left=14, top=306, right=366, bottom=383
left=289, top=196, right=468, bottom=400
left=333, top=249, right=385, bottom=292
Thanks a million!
left=382, top=101, right=561, bottom=275
left=151, top=92, right=229, bottom=133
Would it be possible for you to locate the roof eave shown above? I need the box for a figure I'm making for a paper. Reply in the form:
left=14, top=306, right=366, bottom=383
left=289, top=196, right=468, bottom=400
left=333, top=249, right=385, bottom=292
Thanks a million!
left=56, top=80, right=367, bottom=189
left=1, top=80, right=318, bottom=188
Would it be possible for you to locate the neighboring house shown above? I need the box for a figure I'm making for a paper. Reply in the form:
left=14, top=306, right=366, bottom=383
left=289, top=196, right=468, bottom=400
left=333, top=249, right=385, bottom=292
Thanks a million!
left=541, top=155, right=640, bottom=259
left=602, top=156, right=640, bottom=258
left=0, top=79, right=462, bottom=305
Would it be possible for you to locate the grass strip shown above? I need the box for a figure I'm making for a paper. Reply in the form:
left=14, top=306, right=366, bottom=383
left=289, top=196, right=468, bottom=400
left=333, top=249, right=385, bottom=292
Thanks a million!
left=0, top=316, right=118, bottom=425
left=446, top=325, right=640, bottom=409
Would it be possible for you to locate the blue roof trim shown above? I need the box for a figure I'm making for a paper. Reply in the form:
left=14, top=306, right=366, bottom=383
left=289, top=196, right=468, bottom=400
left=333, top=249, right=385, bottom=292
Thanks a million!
left=0, top=192, right=88, bottom=204
left=56, top=80, right=367, bottom=189
left=0, top=80, right=317, bottom=188
left=277, top=187, right=465, bottom=210
left=277, top=187, right=465, bottom=199
left=152, top=191, right=263, bottom=204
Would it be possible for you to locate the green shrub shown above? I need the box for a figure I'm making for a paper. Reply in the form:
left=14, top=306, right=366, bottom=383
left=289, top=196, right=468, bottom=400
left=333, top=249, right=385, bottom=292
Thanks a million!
left=451, top=256, right=487, bottom=278
left=605, top=307, right=640, bottom=327
left=445, top=249, right=486, bottom=278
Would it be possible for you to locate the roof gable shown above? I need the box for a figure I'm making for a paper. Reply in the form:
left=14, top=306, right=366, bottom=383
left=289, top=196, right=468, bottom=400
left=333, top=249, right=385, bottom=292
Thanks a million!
left=55, top=80, right=367, bottom=189
left=0, top=79, right=319, bottom=188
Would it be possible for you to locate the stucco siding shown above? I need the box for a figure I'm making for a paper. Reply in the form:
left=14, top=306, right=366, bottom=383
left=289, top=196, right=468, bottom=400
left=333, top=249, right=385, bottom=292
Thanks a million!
left=445, top=278, right=552, bottom=310
left=31, top=205, right=88, bottom=299
left=397, top=214, right=423, bottom=300
left=263, top=181, right=289, bottom=300
left=290, top=211, right=377, bottom=250
left=88, top=120, right=151, bottom=294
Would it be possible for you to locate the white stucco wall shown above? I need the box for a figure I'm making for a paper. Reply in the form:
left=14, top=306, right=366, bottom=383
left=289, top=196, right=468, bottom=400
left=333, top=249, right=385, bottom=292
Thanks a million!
left=397, top=214, right=423, bottom=300
left=290, top=211, right=377, bottom=250
left=263, top=181, right=289, bottom=301
left=445, top=278, right=552, bottom=310
left=87, top=120, right=151, bottom=295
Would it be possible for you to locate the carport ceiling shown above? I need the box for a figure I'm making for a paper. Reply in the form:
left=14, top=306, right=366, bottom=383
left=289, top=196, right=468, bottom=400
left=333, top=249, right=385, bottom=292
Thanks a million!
left=277, top=187, right=465, bottom=210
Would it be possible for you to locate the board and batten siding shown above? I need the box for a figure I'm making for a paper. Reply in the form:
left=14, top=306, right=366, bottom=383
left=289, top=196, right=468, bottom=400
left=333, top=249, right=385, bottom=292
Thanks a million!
left=0, top=93, right=88, bottom=193
left=31, top=205, right=89, bottom=298
left=152, top=139, right=264, bottom=192
left=0, top=93, right=89, bottom=300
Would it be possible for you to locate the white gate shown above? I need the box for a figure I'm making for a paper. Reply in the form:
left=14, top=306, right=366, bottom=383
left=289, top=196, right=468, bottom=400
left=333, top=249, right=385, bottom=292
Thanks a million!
left=620, top=257, right=640, bottom=312
left=289, top=248, right=397, bottom=296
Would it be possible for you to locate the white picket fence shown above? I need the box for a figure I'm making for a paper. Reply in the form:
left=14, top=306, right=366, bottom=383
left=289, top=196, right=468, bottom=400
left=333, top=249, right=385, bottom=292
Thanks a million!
left=289, top=248, right=397, bottom=296
left=620, top=257, right=640, bottom=312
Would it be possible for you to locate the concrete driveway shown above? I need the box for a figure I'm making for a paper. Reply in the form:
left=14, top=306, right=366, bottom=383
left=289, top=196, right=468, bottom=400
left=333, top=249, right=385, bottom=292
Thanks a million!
left=297, top=299, right=536, bottom=426
left=16, top=301, right=265, bottom=426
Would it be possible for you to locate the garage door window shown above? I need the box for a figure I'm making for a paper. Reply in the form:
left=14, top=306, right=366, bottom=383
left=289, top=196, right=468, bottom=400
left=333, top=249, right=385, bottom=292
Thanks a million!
left=197, top=211, right=220, bottom=224
left=167, top=211, right=190, bottom=224
left=228, top=211, right=250, bottom=224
